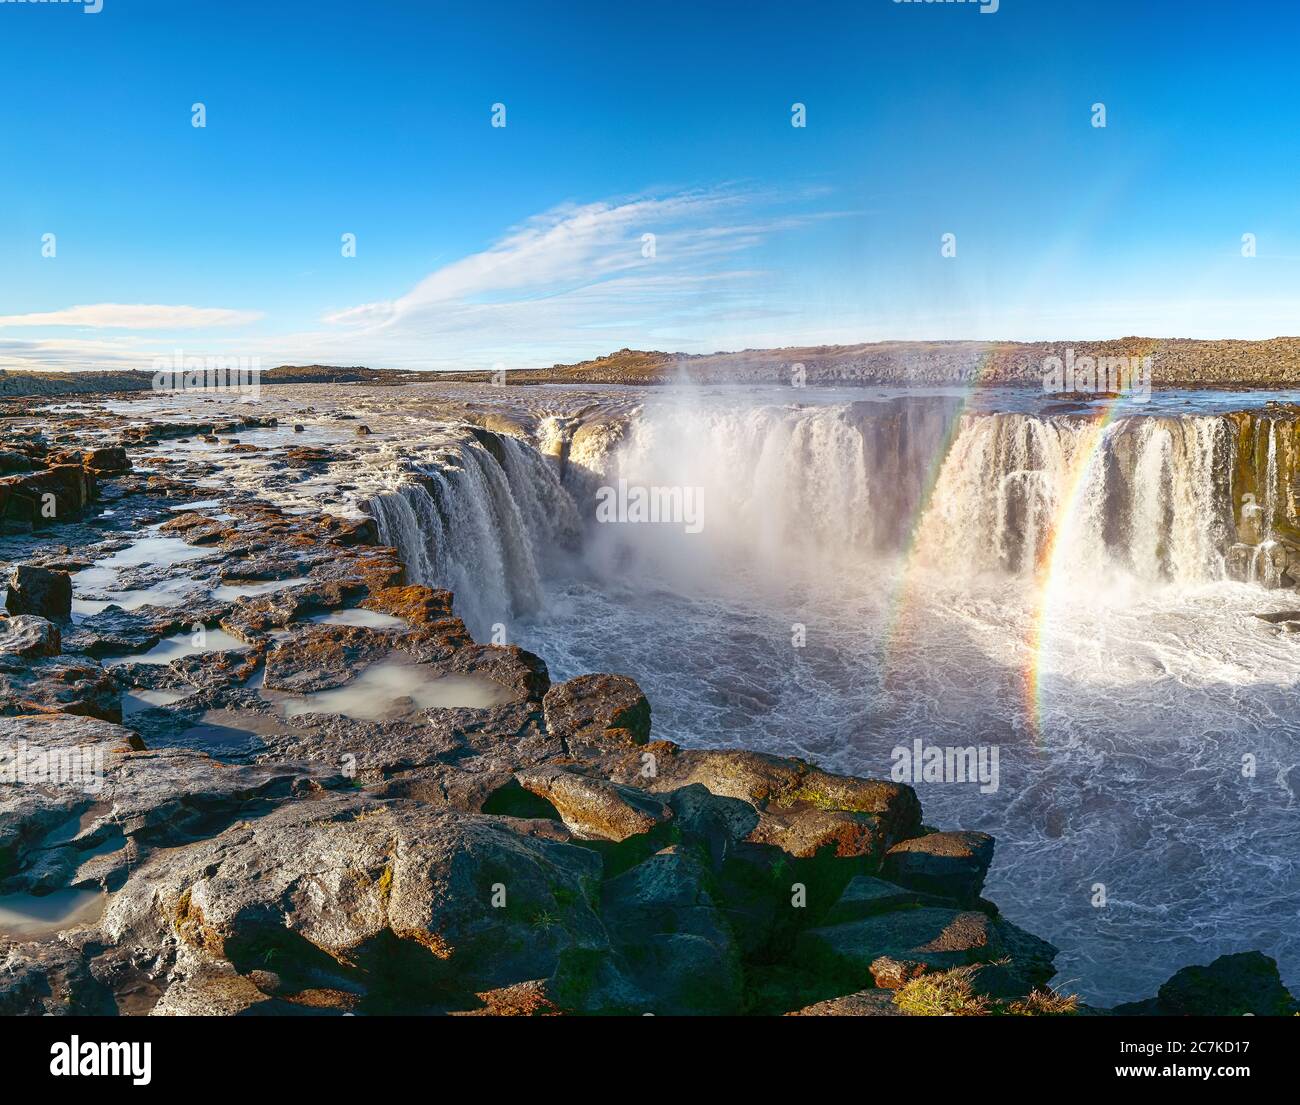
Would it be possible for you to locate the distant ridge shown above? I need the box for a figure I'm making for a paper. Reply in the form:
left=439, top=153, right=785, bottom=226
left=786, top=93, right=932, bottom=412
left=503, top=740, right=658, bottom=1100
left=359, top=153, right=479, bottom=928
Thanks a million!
left=6, top=338, right=1300, bottom=397
left=0, top=365, right=411, bottom=399
left=436, top=338, right=1300, bottom=388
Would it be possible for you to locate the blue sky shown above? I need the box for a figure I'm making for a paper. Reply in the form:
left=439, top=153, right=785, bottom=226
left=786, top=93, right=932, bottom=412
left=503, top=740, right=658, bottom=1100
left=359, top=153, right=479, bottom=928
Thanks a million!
left=2, top=0, right=1299, bottom=371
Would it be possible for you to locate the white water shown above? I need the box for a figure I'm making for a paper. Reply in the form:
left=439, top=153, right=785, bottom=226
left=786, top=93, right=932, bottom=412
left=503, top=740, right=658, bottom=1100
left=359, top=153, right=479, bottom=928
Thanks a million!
left=369, top=391, right=1300, bottom=1005
left=369, top=435, right=580, bottom=638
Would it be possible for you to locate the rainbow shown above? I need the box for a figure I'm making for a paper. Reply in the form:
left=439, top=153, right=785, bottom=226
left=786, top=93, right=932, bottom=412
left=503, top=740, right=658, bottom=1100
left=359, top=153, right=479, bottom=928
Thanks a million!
left=1021, top=398, right=1126, bottom=743
left=878, top=351, right=1135, bottom=749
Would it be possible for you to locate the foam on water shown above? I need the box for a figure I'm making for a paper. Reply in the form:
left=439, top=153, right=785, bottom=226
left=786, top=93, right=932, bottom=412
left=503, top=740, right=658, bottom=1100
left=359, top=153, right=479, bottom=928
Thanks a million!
left=362, top=387, right=1300, bottom=1004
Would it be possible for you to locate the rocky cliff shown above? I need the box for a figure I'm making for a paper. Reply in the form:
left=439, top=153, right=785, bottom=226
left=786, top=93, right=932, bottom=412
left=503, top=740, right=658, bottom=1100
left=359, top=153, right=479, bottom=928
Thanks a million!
left=0, top=400, right=1294, bottom=1017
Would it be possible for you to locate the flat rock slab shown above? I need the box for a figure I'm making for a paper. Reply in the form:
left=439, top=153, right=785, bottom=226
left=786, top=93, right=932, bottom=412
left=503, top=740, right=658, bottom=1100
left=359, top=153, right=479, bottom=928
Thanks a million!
left=824, top=874, right=952, bottom=924
left=882, top=830, right=995, bottom=905
left=797, top=906, right=1056, bottom=996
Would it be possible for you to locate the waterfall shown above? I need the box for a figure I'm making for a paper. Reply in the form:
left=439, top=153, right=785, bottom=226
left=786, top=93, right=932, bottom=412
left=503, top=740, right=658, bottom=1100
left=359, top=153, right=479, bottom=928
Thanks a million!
left=576, top=396, right=966, bottom=587
left=368, top=433, right=580, bottom=639
left=368, top=401, right=1300, bottom=635
left=914, top=412, right=1257, bottom=585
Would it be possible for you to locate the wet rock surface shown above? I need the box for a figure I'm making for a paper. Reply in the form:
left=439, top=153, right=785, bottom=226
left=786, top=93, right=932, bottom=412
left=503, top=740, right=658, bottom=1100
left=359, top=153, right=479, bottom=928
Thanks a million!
left=0, top=395, right=1294, bottom=1017
left=5, top=565, right=72, bottom=621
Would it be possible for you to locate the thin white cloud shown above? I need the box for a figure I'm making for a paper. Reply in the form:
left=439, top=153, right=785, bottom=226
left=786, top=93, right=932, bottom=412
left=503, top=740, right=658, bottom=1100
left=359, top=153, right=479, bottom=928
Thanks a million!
left=2, top=189, right=838, bottom=371
left=309, top=188, right=838, bottom=367
left=0, top=304, right=264, bottom=330
left=0, top=337, right=160, bottom=372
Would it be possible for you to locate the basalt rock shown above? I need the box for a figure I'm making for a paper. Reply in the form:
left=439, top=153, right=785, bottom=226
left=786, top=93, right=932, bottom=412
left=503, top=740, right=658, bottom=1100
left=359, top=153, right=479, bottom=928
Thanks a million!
left=514, top=765, right=673, bottom=842
left=604, top=743, right=923, bottom=847
left=0, top=614, right=62, bottom=658
left=362, top=585, right=456, bottom=625
left=881, top=830, right=995, bottom=906
left=5, top=564, right=73, bottom=621
left=263, top=625, right=403, bottom=693
left=787, top=989, right=905, bottom=1016
left=796, top=907, right=1057, bottom=998
left=0, top=464, right=96, bottom=529
left=0, top=653, right=121, bottom=721
left=542, top=673, right=651, bottom=751
left=94, top=798, right=621, bottom=1014
left=1113, top=951, right=1298, bottom=1016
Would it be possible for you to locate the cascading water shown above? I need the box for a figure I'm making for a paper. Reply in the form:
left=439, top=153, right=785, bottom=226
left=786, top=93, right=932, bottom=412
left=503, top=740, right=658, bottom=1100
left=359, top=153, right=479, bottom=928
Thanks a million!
left=916, top=413, right=1237, bottom=585
left=361, top=391, right=1300, bottom=1005
left=368, top=434, right=580, bottom=638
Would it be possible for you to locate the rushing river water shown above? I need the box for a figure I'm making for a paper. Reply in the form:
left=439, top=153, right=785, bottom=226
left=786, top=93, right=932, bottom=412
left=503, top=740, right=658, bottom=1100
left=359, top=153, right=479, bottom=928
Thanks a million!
left=366, top=383, right=1300, bottom=1006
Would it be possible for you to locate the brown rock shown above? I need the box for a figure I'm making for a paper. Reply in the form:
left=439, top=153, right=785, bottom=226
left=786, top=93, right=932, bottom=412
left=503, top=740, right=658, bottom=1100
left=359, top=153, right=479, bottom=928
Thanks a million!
left=543, top=673, right=651, bottom=750
left=882, top=830, right=995, bottom=906
left=514, top=765, right=672, bottom=842
left=5, top=565, right=73, bottom=621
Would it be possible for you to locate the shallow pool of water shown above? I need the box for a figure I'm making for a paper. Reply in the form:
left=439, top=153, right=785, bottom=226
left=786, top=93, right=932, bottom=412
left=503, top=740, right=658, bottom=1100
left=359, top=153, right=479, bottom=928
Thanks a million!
left=122, top=687, right=194, bottom=715
left=0, top=889, right=106, bottom=940
left=272, top=660, right=512, bottom=720
left=105, top=626, right=247, bottom=666
left=307, top=608, right=406, bottom=629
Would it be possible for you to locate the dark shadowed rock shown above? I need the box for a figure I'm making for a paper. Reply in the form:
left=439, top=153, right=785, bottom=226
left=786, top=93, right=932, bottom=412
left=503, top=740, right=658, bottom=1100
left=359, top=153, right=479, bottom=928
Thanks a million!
left=1114, top=951, right=1298, bottom=1016
left=0, top=941, right=116, bottom=1016
left=797, top=907, right=1057, bottom=996
left=600, top=845, right=743, bottom=1014
left=5, top=565, right=72, bottom=621
left=824, top=875, right=951, bottom=924
left=882, top=830, right=994, bottom=905
left=82, top=446, right=130, bottom=474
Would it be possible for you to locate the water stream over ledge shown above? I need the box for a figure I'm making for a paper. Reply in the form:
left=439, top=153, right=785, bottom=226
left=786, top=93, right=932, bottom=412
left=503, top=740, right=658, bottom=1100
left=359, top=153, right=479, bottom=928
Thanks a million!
left=364, top=387, right=1300, bottom=1005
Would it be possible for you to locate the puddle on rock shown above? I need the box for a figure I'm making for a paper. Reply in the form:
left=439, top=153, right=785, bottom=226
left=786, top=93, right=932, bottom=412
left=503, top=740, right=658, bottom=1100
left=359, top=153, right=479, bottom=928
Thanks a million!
left=269, top=659, right=513, bottom=721
left=211, top=578, right=302, bottom=602
left=174, top=708, right=289, bottom=749
left=122, top=687, right=194, bottom=715
left=93, top=534, right=213, bottom=571
left=105, top=626, right=247, bottom=667
left=307, top=608, right=406, bottom=629
left=0, top=889, right=106, bottom=940
left=73, top=577, right=201, bottom=619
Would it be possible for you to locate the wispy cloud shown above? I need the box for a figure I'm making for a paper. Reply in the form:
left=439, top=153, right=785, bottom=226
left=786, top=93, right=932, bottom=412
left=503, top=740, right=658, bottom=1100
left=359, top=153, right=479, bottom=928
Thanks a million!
left=0, top=304, right=264, bottom=330
left=314, top=187, right=840, bottom=366
left=0, top=337, right=162, bottom=372
left=2, top=188, right=839, bottom=371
